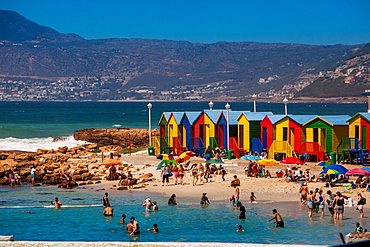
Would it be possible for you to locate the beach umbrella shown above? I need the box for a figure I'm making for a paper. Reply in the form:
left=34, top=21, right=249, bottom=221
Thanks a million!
left=316, top=161, right=331, bottom=168
left=205, top=159, right=224, bottom=164
left=360, top=167, right=370, bottom=172
left=176, top=151, right=195, bottom=163
left=280, top=157, right=304, bottom=165
left=240, top=155, right=262, bottom=161
left=100, top=159, right=122, bottom=166
left=321, top=164, right=348, bottom=175
left=258, top=159, right=279, bottom=166
left=156, top=160, right=179, bottom=170
left=320, top=169, right=341, bottom=175
left=156, top=154, right=175, bottom=160
left=346, top=168, right=370, bottom=175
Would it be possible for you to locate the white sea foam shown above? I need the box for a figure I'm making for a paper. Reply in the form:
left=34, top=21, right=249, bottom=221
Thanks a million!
left=0, top=136, right=90, bottom=152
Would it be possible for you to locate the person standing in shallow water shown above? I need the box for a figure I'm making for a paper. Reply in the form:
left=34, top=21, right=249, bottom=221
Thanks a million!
left=168, top=194, right=177, bottom=205
left=51, top=197, right=62, bottom=208
left=103, top=192, right=109, bottom=207
left=236, top=201, right=246, bottom=219
left=269, top=209, right=284, bottom=228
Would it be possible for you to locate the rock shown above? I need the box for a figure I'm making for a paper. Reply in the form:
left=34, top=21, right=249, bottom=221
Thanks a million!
left=133, top=185, right=145, bottom=189
left=88, top=164, right=99, bottom=170
left=86, top=143, right=98, bottom=149
left=87, top=181, right=93, bottom=184
left=94, top=181, right=101, bottom=184
left=78, top=182, right=86, bottom=186
left=138, top=173, right=153, bottom=179
left=117, top=186, right=128, bottom=190
left=139, top=178, right=153, bottom=183
left=81, top=172, right=93, bottom=181
left=57, top=146, right=68, bottom=154
left=74, top=128, right=160, bottom=147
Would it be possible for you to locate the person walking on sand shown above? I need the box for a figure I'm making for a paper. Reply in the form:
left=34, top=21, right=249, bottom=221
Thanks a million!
left=357, top=192, right=366, bottom=218
left=204, top=163, right=211, bottom=183
left=218, top=165, right=226, bottom=181
left=161, top=166, right=171, bottom=186
left=51, top=197, right=62, bottom=208
left=198, top=164, right=205, bottom=184
left=172, top=165, right=179, bottom=185
left=191, top=164, right=199, bottom=186
left=269, top=209, right=284, bottom=228
left=178, top=164, right=185, bottom=185
left=103, top=192, right=109, bottom=207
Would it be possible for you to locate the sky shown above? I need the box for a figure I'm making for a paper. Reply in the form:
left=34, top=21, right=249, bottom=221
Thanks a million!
left=1, top=0, right=369, bottom=45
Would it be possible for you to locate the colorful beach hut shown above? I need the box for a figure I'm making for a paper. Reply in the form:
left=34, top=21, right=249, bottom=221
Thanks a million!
left=156, top=112, right=172, bottom=154
left=166, top=112, right=185, bottom=155
left=303, top=115, right=350, bottom=153
left=237, top=112, right=273, bottom=153
left=260, top=115, right=286, bottom=151
left=215, top=111, right=228, bottom=149
left=347, top=113, right=370, bottom=150
left=180, top=111, right=201, bottom=149
left=191, top=110, right=217, bottom=150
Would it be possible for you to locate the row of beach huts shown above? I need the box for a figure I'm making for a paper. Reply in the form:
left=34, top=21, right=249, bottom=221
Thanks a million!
left=151, top=109, right=370, bottom=165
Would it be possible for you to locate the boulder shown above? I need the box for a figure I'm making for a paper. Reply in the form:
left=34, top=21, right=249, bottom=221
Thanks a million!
left=138, top=173, right=153, bottom=179
left=81, top=172, right=93, bottom=181
left=117, top=186, right=128, bottom=190
left=57, top=146, right=68, bottom=154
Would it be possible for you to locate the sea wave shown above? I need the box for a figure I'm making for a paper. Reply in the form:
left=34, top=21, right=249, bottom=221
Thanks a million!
left=0, top=136, right=90, bottom=152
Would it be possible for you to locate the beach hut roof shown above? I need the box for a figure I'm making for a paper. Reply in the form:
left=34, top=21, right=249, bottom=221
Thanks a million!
left=347, top=112, right=370, bottom=123
left=158, top=112, right=172, bottom=125
left=227, top=111, right=250, bottom=125
left=170, top=112, right=185, bottom=124
left=182, top=111, right=202, bottom=124
left=304, top=115, right=351, bottom=126
left=237, top=112, right=273, bottom=121
left=288, top=115, right=319, bottom=125
left=203, top=110, right=226, bottom=123
left=264, top=115, right=287, bottom=124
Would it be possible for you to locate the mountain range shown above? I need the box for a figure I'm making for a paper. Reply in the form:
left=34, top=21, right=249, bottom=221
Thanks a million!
left=0, top=9, right=369, bottom=101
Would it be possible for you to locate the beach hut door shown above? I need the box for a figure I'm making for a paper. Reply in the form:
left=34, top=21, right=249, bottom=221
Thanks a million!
left=262, top=127, right=268, bottom=149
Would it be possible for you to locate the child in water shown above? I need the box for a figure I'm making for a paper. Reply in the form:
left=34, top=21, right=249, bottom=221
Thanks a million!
left=250, top=192, right=257, bottom=203
left=236, top=224, right=244, bottom=232
left=148, top=224, right=159, bottom=233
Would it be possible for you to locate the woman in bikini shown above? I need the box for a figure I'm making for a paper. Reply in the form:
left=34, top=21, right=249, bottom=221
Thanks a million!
left=192, top=164, right=199, bottom=186
left=178, top=164, right=185, bottom=185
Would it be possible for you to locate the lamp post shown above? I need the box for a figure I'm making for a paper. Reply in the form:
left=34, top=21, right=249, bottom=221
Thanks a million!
left=225, top=103, right=231, bottom=150
left=283, top=98, right=288, bottom=115
left=209, top=101, right=214, bottom=110
left=147, top=102, right=152, bottom=146
left=252, top=94, right=257, bottom=112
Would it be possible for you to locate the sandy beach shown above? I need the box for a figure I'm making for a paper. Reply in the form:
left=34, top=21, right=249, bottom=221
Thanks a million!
left=85, top=153, right=368, bottom=204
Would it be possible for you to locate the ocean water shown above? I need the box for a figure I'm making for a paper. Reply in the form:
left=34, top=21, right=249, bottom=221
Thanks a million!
left=0, top=184, right=364, bottom=245
left=0, top=101, right=366, bottom=151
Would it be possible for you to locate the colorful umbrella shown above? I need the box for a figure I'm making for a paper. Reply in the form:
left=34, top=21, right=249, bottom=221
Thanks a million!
left=360, top=167, right=370, bottom=172
left=240, top=155, right=262, bottom=161
left=320, top=164, right=348, bottom=175
left=100, top=159, right=122, bottom=166
left=176, top=151, right=195, bottom=163
left=205, top=159, right=224, bottom=164
left=320, top=169, right=340, bottom=175
left=316, top=161, right=331, bottom=168
left=346, top=168, right=370, bottom=175
left=156, top=154, right=175, bottom=160
left=258, top=159, right=279, bottom=166
left=280, top=157, right=304, bottom=165
left=156, top=160, right=179, bottom=170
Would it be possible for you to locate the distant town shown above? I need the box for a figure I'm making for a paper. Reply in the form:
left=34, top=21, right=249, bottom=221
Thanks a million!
left=1, top=63, right=368, bottom=102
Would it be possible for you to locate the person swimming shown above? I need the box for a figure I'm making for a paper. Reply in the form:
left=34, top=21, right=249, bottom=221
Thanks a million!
left=236, top=224, right=244, bottom=232
left=148, top=224, right=159, bottom=233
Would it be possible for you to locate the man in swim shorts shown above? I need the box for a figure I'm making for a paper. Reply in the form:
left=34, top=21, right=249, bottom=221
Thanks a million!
left=103, top=204, right=113, bottom=216
left=269, top=209, right=284, bottom=227
left=103, top=192, right=109, bottom=207
left=129, top=217, right=140, bottom=235
left=51, top=197, right=62, bottom=208
left=30, top=166, right=36, bottom=185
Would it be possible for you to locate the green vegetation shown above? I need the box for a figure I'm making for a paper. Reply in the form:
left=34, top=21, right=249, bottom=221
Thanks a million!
left=117, top=146, right=146, bottom=154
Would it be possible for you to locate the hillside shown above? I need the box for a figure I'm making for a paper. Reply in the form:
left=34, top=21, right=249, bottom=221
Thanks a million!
left=295, top=43, right=370, bottom=98
left=0, top=10, right=84, bottom=43
left=0, top=10, right=367, bottom=101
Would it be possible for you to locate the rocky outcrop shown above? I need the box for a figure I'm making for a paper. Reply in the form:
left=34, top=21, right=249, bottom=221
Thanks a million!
left=73, top=128, right=159, bottom=147
left=0, top=145, right=127, bottom=186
